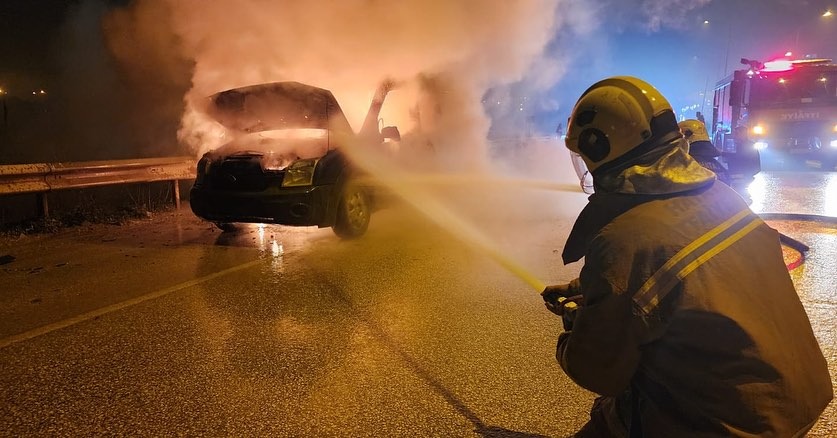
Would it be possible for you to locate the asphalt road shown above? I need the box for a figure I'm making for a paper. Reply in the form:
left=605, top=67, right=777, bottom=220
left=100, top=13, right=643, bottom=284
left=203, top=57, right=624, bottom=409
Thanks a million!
left=0, top=171, right=835, bottom=437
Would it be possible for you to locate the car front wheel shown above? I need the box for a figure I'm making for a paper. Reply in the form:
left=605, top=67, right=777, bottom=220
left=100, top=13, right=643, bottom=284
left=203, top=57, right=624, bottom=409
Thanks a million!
left=214, top=222, right=238, bottom=233
left=332, top=184, right=370, bottom=239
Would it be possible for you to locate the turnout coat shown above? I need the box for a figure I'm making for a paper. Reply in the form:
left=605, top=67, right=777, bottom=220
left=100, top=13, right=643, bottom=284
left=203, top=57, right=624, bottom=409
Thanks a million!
left=558, top=179, right=833, bottom=437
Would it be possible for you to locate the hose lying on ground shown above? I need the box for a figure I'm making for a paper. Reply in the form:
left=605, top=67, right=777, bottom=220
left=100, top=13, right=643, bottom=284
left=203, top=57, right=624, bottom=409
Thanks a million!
left=779, top=233, right=808, bottom=271
left=757, top=213, right=837, bottom=271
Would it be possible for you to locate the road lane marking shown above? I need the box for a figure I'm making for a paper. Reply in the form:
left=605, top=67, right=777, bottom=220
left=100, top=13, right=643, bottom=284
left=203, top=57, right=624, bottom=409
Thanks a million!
left=0, top=259, right=262, bottom=349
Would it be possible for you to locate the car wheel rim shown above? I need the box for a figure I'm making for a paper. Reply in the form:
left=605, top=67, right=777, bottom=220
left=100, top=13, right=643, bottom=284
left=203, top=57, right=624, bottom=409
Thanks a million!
left=345, top=192, right=367, bottom=229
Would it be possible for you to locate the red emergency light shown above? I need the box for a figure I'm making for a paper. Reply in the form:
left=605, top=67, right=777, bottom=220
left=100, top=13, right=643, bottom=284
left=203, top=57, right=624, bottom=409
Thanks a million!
left=762, top=59, right=794, bottom=72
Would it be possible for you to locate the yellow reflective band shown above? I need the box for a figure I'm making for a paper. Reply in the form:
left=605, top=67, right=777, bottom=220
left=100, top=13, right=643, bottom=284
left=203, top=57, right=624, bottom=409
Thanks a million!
left=633, top=209, right=750, bottom=305
left=633, top=209, right=761, bottom=314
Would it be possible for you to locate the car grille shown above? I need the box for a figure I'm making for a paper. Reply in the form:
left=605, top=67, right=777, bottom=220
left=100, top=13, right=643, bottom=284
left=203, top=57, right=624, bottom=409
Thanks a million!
left=209, top=157, right=276, bottom=191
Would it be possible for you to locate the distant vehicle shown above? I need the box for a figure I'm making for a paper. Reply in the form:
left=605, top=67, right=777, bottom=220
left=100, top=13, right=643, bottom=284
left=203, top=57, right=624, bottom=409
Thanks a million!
left=713, top=57, right=837, bottom=171
left=190, top=81, right=400, bottom=238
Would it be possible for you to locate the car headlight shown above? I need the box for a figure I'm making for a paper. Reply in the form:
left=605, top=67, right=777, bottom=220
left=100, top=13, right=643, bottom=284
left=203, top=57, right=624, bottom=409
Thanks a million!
left=754, top=141, right=768, bottom=150
left=281, top=158, right=319, bottom=187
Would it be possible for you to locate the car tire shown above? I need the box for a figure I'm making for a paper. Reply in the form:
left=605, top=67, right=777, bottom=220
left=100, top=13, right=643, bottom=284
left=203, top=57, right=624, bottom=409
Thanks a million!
left=332, top=184, right=370, bottom=239
left=214, top=222, right=237, bottom=233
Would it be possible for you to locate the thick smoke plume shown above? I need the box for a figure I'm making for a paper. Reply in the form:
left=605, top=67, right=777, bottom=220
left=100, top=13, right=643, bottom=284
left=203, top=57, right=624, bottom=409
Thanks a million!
left=106, top=0, right=564, bottom=166
left=102, top=0, right=726, bottom=218
left=103, top=0, right=719, bottom=161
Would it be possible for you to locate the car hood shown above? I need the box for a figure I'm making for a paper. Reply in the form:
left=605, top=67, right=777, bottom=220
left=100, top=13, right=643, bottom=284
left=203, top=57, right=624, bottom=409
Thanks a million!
left=209, top=130, right=331, bottom=164
left=205, top=81, right=354, bottom=135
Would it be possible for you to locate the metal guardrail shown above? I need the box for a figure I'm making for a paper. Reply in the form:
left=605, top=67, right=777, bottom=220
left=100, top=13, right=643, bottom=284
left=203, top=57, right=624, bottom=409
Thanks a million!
left=0, top=157, right=196, bottom=217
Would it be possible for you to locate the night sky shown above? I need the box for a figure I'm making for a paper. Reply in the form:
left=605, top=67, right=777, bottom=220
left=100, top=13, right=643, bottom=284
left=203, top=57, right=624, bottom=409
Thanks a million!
left=1, top=0, right=74, bottom=93
left=1, top=0, right=835, bottom=162
left=1, top=0, right=129, bottom=94
left=1, top=0, right=186, bottom=163
left=549, top=0, right=837, bottom=125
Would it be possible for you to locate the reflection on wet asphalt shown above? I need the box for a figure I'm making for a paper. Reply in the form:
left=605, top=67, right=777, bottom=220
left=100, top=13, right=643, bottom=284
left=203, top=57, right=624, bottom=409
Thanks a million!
left=748, top=171, right=837, bottom=217
left=747, top=171, right=837, bottom=437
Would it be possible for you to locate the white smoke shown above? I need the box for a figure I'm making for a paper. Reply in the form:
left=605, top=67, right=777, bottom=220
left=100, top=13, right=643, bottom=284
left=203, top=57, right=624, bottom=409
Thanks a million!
left=105, top=0, right=572, bottom=163
left=101, top=0, right=717, bottom=210
left=103, top=0, right=718, bottom=157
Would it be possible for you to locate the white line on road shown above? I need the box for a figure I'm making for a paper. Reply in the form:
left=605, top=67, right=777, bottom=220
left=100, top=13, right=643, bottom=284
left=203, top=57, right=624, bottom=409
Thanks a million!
left=0, top=259, right=262, bottom=349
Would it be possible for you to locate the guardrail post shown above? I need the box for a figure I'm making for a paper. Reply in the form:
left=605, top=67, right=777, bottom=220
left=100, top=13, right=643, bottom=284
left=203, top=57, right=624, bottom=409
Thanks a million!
left=37, top=193, right=49, bottom=218
left=172, top=180, right=181, bottom=210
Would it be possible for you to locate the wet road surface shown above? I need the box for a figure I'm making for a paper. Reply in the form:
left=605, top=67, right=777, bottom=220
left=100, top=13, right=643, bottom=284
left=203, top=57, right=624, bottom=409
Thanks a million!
left=0, top=170, right=835, bottom=437
left=0, top=195, right=592, bottom=437
left=747, top=171, right=837, bottom=436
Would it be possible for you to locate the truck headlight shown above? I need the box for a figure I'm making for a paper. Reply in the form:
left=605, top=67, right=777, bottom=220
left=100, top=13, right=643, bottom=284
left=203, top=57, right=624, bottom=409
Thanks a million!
left=281, top=158, right=319, bottom=187
left=754, top=141, right=768, bottom=150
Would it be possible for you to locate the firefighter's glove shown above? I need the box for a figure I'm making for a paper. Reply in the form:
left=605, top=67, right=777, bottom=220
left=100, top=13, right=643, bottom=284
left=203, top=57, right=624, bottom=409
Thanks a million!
left=542, top=284, right=583, bottom=331
left=541, top=284, right=583, bottom=314
left=560, top=299, right=582, bottom=331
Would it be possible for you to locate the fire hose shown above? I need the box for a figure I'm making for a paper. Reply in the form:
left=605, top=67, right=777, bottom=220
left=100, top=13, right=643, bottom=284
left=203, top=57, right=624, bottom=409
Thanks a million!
left=779, top=232, right=808, bottom=271
left=759, top=213, right=837, bottom=271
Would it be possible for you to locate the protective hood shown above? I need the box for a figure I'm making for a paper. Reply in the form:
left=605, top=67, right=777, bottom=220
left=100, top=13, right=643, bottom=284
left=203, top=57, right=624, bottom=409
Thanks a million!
left=593, top=137, right=715, bottom=195
left=562, top=137, right=716, bottom=264
left=204, top=81, right=354, bottom=135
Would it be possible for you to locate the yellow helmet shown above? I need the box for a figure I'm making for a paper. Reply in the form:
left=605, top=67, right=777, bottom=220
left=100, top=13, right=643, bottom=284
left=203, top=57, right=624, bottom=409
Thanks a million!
left=565, top=76, right=680, bottom=173
left=678, top=119, right=711, bottom=143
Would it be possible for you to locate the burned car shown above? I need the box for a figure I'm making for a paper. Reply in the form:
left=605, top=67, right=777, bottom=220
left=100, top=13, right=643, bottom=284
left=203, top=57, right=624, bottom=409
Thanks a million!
left=190, top=81, right=399, bottom=238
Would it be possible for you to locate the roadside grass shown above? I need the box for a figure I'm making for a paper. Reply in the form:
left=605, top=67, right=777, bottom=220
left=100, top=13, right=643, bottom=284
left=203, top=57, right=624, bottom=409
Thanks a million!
left=0, top=203, right=170, bottom=238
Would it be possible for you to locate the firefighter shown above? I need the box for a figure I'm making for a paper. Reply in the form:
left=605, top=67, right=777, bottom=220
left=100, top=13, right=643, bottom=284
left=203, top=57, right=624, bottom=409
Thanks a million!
left=543, top=76, right=832, bottom=437
left=678, top=118, right=731, bottom=186
left=730, top=123, right=761, bottom=191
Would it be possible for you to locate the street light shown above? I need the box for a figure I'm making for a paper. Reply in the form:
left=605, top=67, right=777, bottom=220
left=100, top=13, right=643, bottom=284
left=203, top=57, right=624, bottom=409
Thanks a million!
left=792, top=10, right=834, bottom=53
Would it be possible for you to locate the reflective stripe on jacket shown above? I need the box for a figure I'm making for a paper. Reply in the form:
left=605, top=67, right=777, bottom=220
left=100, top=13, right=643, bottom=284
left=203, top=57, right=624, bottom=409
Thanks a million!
left=558, top=181, right=833, bottom=436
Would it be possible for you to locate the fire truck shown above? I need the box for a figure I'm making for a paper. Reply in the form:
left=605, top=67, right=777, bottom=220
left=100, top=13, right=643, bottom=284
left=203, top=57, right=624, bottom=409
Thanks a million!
left=712, top=57, right=837, bottom=171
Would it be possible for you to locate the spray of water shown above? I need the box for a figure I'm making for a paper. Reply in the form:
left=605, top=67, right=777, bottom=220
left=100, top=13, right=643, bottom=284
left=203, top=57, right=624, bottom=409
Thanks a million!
left=339, top=133, right=591, bottom=292
left=373, top=173, right=582, bottom=193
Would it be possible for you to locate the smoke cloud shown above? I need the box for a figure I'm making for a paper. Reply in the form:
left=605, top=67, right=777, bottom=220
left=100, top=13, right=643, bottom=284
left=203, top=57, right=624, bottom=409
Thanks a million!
left=102, top=0, right=723, bottom=159
left=100, top=0, right=732, bottom=227
left=104, top=0, right=569, bottom=163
